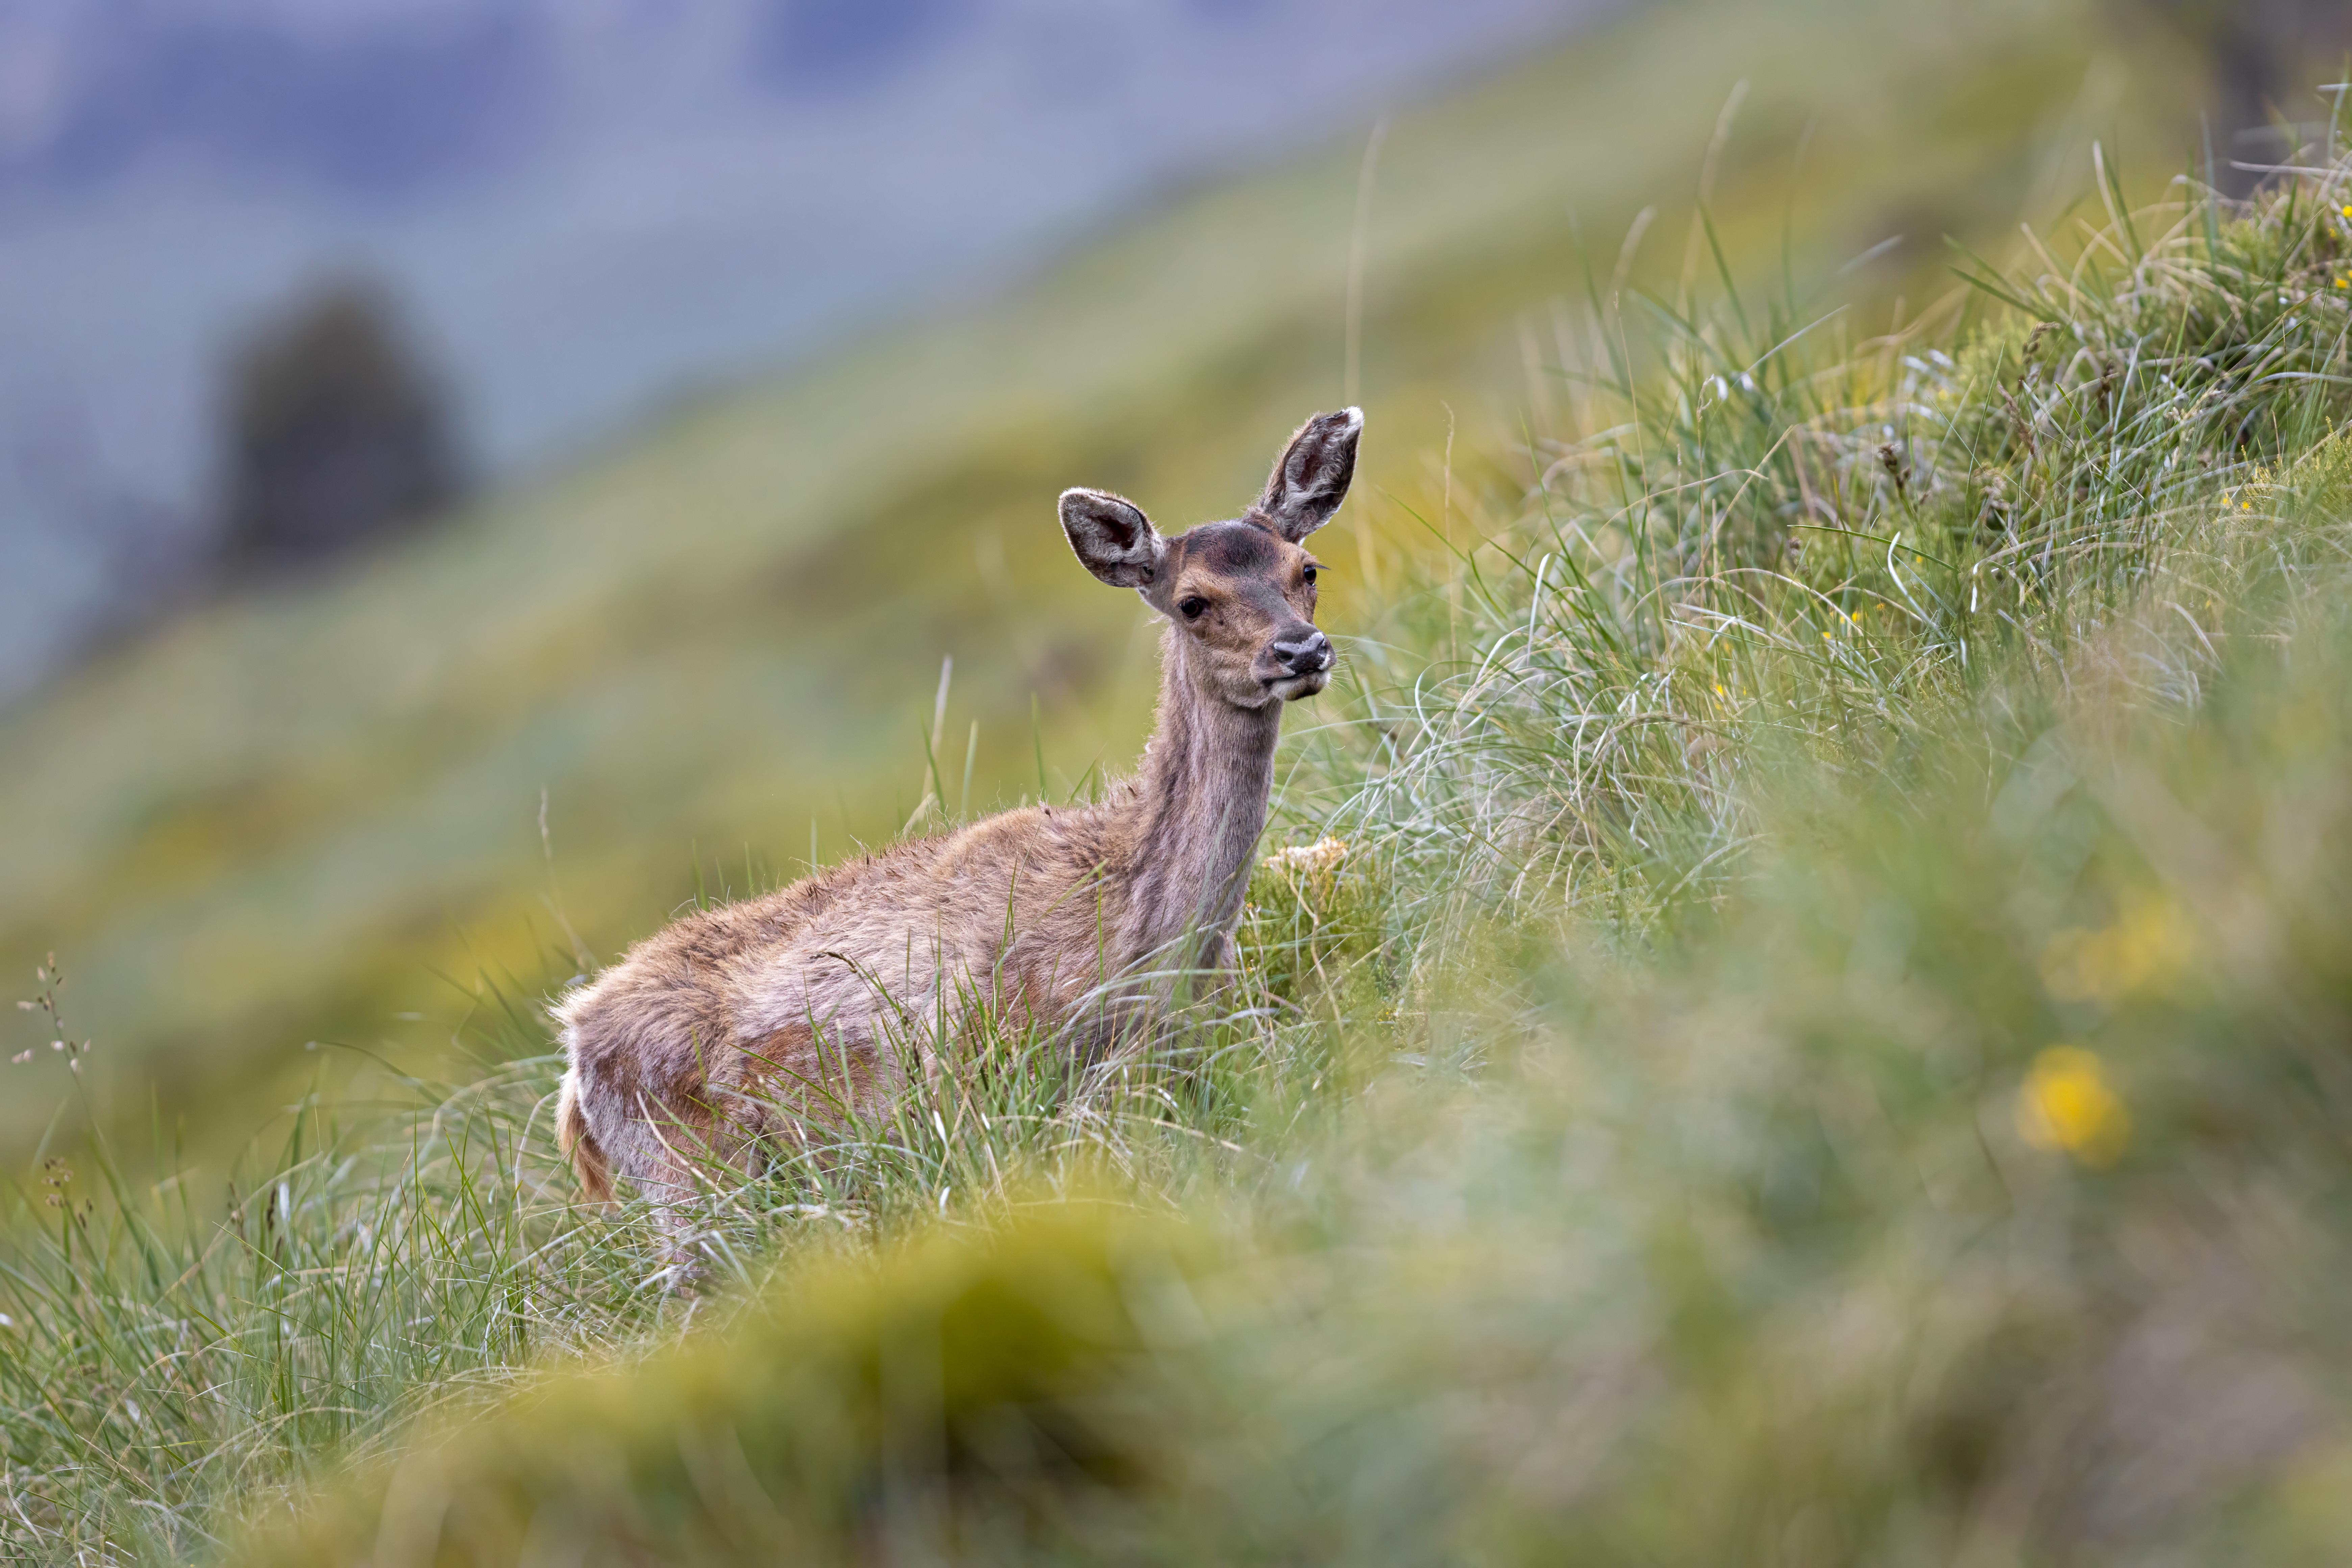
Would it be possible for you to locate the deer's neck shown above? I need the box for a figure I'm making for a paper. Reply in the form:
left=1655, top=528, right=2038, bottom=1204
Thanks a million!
left=1122, top=625, right=1281, bottom=969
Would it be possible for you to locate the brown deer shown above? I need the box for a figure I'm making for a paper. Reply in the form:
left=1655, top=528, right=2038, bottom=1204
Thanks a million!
left=554, top=408, right=1359, bottom=1271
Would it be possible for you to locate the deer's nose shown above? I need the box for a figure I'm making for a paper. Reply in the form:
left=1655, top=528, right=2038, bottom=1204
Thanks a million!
left=1272, top=630, right=1332, bottom=674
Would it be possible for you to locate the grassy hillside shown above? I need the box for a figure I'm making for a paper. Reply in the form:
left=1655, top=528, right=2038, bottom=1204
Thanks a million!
left=9, top=1, right=2352, bottom=1551
left=0, top=0, right=2213, bottom=1155
left=9, top=92, right=2352, bottom=1561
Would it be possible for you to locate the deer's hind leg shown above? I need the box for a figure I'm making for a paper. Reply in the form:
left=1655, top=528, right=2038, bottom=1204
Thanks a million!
left=720, top=1021, right=894, bottom=1196
left=570, top=1083, right=743, bottom=1289
left=563, top=1030, right=760, bottom=1290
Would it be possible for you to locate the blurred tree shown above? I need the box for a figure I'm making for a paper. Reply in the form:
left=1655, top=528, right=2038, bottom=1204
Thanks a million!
left=219, top=277, right=463, bottom=566
left=2130, top=0, right=2352, bottom=189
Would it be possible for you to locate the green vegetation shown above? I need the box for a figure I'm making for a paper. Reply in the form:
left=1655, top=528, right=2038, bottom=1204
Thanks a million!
left=8, top=57, right=2352, bottom=1561
left=0, top=0, right=2216, bottom=1157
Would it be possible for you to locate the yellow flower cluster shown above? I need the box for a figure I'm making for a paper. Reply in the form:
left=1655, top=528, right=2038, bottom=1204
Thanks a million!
left=2015, top=1045, right=2132, bottom=1166
left=2040, top=898, right=2194, bottom=1006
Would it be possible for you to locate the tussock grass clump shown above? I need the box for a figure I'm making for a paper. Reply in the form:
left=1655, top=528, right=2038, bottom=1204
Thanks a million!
left=11, top=123, right=2352, bottom=1565
left=236, top=1206, right=1212, bottom=1566
left=1308, top=130, right=2352, bottom=960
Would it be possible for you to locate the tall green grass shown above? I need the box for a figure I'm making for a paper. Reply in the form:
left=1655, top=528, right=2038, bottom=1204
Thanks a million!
left=1313, top=118, right=2352, bottom=952
left=11, top=119, right=2352, bottom=1564
left=0, top=898, right=1360, bottom=1559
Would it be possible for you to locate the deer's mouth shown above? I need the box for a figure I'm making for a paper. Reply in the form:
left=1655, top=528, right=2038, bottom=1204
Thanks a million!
left=1266, top=669, right=1330, bottom=702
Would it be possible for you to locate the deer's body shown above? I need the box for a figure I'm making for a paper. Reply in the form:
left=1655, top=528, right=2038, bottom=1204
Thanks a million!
left=555, top=410, right=1359, bottom=1267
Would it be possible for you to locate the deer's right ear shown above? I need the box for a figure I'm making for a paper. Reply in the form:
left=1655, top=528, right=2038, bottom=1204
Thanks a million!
left=1256, top=407, right=1361, bottom=542
left=1059, top=488, right=1165, bottom=589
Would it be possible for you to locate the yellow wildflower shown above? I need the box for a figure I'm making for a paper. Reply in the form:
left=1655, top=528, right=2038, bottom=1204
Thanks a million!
left=2016, top=1046, right=2131, bottom=1166
left=2040, top=898, right=2195, bottom=1006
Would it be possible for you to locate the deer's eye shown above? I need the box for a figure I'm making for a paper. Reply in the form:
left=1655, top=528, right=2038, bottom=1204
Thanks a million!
left=1302, top=564, right=1319, bottom=586
left=1179, top=596, right=1209, bottom=620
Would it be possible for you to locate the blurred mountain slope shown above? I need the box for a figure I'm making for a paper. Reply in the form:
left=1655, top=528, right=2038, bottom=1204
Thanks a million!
left=0, top=0, right=1604, bottom=694
left=0, top=0, right=2212, bottom=1150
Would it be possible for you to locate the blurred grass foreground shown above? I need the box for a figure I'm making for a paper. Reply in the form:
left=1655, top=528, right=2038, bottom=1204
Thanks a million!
left=14, top=43, right=2352, bottom=1568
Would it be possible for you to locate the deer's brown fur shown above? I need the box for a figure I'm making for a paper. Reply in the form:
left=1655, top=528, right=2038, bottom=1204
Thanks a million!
left=553, top=409, right=1359, bottom=1270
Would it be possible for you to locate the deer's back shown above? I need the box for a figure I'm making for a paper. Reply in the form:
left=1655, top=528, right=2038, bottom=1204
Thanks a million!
left=557, top=803, right=1125, bottom=1108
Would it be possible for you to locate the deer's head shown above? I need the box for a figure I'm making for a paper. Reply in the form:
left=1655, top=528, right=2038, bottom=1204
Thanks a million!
left=1060, top=408, right=1359, bottom=710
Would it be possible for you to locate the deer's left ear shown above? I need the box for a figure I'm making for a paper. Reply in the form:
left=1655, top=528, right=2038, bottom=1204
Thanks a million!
left=1059, top=488, right=1165, bottom=589
left=1256, top=407, right=1361, bottom=542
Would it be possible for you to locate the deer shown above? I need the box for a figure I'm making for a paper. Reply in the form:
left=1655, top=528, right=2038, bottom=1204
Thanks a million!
left=553, top=408, right=1359, bottom=1276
